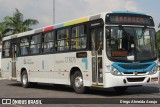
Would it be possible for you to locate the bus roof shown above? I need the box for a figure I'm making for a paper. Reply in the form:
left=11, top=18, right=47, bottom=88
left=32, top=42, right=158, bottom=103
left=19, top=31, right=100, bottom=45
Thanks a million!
left=2, top=11, right=150, bottom=41
left=2, top=13, right=103, bottom=41
left=112, top=11, right=146, bottom=15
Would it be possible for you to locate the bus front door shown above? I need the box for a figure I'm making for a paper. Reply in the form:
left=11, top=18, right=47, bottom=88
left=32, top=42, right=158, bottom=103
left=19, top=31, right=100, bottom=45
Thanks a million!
left=91, top=28, right=103, bottom=85
left=11, top=43, right=17, bottom=78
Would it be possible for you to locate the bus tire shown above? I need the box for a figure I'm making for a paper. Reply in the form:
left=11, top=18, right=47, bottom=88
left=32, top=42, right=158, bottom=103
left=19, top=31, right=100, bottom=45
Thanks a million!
left=71, top=71, right=86, bottom=94
left=114, top=86, right=128, bottom=92
left=21, top=71, right=30, bottom=88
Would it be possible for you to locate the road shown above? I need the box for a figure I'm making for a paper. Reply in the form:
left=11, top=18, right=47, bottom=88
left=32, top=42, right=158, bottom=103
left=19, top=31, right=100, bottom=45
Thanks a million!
left=0, top=77, right=160, bottom=107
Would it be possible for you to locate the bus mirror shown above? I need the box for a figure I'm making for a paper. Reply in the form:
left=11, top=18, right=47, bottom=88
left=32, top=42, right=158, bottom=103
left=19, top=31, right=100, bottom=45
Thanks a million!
left=106, top=29, right=110, bottom=39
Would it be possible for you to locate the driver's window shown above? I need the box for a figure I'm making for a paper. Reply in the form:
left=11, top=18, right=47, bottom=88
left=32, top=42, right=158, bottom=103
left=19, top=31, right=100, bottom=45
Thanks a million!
left=118, top=30, right=122, bottom=49
left=110, top=28, right=118, bottom=50
left=144, top=30, right=151, bottom=46
left=136, top=29, right=144, bottom=46
left=136, top=29, right=151, bottom=47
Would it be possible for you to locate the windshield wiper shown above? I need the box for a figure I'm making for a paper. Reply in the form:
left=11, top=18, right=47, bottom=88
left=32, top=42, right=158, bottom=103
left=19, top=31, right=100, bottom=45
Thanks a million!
left=119, top=25, right=130, bottom=37
left=138, top=26, right=147, bottom=39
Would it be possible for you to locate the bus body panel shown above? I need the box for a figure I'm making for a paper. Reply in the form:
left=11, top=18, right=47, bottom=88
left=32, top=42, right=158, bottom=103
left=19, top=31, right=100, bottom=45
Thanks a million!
left=1, top=58, right=12, bottom=79
left=15, top=51, right=92, bottom=86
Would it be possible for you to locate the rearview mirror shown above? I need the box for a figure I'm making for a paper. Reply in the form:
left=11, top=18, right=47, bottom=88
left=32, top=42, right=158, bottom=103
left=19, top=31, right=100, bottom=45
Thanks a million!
left=106, top=28, right=110, bottom=39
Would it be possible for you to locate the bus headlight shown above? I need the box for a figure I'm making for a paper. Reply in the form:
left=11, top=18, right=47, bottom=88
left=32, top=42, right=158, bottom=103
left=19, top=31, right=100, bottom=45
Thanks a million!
left=148, top=65, right=158, bottom=75
left=106, top=65, right=122, bottom=76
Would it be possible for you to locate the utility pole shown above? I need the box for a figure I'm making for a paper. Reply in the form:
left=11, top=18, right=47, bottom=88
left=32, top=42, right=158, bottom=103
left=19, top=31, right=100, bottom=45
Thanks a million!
left=53, top=0, right=55, bottom=24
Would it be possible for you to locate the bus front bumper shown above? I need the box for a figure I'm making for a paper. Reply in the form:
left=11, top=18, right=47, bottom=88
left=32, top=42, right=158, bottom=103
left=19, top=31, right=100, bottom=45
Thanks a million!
left=104, top=72, right=159, bottom=88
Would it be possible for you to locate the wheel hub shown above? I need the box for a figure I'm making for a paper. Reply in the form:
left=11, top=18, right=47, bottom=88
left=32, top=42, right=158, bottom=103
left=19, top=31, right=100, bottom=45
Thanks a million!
left=75, top=76, right=83, bottom=89
left=23, top=74, right=27, bottom=85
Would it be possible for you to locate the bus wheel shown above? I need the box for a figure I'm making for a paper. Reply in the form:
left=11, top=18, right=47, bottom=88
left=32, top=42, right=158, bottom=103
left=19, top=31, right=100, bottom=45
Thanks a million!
left=21, top=71, right=30, bottom=88
left=71, top=71, right=86, bottom=94
left=114, top=86, right=128, bottom=92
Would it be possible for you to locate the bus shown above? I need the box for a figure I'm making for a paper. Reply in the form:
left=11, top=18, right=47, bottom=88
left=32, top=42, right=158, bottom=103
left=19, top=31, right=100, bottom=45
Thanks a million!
left=1, top=11, right=159, bottom=94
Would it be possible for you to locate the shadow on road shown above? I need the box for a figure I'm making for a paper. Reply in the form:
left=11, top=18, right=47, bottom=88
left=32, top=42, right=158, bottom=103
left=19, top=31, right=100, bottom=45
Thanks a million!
left=88, top=86, right=160, bottom=97
left=8, top=82, right=160, bottom=97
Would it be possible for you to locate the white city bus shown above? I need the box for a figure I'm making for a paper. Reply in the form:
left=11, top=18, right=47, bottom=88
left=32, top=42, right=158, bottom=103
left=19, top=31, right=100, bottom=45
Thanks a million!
left=1, top=11, right=159, bottom=93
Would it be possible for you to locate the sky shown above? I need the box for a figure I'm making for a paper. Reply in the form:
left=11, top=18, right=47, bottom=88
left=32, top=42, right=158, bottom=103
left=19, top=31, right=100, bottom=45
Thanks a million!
left=0, top=0, right=159, bottom=31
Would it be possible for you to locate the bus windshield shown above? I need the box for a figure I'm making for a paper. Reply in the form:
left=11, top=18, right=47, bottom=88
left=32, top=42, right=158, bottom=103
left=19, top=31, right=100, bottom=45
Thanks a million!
left=106, top=26, right=157, bottom=62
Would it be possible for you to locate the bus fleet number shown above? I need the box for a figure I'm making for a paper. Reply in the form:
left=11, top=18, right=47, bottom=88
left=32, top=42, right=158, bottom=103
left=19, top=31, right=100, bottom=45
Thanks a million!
left=65, top=57, right=76, bottom=63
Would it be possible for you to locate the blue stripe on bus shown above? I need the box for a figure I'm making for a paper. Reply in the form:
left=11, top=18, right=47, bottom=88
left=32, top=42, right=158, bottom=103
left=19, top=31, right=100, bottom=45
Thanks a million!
left=82, top=58, right=88, bottom=70
left=112, top=62, right=156, bottom=72
left=7, top=62, right=9, bottom=70
left=112, top=11, right=146, bottom=15
left=54, top=24, right=64, bottom=29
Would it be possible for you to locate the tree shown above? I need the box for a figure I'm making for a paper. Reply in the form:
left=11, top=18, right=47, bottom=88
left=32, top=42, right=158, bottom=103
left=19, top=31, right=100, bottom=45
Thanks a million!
left=0, top=22, right=8, bottom=42
left=3, top=8, right=39, bottom=35
left=157, top=30, right=160, bottom=61
left=157, top=23, right=160, bottom=50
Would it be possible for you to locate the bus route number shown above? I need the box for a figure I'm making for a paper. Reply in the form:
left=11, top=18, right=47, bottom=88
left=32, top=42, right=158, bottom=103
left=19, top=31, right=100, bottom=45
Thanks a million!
left=65, top=57, right=76, bottom=63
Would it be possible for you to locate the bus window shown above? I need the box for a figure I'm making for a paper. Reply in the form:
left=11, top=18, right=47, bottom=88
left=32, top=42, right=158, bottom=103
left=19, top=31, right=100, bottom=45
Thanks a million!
left=20, top=37, right=29, bottom=55
left=2, top=40, right=10, bottom=57
left=57, top=28, right=70, bottom=51
left=30, top=34, right=42, bottom=54
left=43, top=31, right=54, bottom=53
left=71, top=25, right=87, bottom=50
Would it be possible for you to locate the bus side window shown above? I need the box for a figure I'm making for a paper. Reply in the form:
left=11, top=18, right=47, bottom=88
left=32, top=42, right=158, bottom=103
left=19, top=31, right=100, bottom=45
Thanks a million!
left=20, top=37, right=29, bottom=55
left=30, top=34, right=42, bottom=54
left=71, top=27, right=77, bottom=49
left=66, top=29, right=70, bottom=49
left=43, top=31, right=54, bottom=53
left=57, top=28, right=70, bottom=51
left=71, top=25, right=87, bottom=50
left=2, top=40, right=10, bottom=57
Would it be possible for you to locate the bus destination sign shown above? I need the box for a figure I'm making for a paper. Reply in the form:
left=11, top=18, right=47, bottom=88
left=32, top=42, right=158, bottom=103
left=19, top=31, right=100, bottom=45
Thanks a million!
left=115, top=16, right=144, bottom=23
left=106, top=14, right=154, bottom=26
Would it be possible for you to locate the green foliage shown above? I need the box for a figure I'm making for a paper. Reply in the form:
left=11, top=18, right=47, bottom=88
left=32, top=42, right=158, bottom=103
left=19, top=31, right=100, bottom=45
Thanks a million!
left=157, top=30, right=160, bottom=57
left=0, top=22, right=8, bottom=42
left=0, top=8, right=39, bottom=41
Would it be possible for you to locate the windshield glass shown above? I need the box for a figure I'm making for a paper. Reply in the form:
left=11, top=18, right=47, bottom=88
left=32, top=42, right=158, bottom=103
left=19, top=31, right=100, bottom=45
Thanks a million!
left=106, top=26, right=157, bottom=62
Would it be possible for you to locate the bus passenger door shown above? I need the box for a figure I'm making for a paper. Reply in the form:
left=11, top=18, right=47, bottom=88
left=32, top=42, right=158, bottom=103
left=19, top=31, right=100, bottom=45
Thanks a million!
left=11, top=42, right=17, bottom=78
left=91, top=27, right=103, bottom=85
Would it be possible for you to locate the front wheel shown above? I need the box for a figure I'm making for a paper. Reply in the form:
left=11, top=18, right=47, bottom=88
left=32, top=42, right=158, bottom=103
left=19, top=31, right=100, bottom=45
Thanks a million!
left=71, top=71, right=86, bottom=94
left=21, top=71, right=30, bottom=88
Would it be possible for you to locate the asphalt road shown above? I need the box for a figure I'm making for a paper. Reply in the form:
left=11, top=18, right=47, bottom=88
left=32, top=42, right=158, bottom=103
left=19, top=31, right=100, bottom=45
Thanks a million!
left=0, top=75, right=160, bottom=107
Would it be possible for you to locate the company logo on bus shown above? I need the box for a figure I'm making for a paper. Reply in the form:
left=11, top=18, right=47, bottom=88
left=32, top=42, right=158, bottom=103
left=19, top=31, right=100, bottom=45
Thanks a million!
left=134, top=72, right=138, bottom=76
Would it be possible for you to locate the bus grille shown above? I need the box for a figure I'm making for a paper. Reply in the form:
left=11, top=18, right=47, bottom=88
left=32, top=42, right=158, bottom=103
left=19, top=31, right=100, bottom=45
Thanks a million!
left=119, top=64, right=150, bottom=70
left=123, top=72, right=147, bottom=74
left=127, top=77, right=145, bottom=82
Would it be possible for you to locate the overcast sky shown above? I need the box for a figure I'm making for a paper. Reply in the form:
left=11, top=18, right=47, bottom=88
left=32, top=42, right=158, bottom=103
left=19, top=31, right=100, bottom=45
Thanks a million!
left=0, top=0, right=159, bottom=31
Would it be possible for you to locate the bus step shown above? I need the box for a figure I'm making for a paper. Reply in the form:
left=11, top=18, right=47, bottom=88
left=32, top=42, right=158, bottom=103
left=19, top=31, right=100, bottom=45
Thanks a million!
left=91, top=84, right=103, bottom=88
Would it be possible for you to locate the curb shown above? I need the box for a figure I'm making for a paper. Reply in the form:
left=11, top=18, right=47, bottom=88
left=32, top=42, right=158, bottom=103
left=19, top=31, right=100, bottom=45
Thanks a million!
left=0, top=78, right=6, bottom=80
